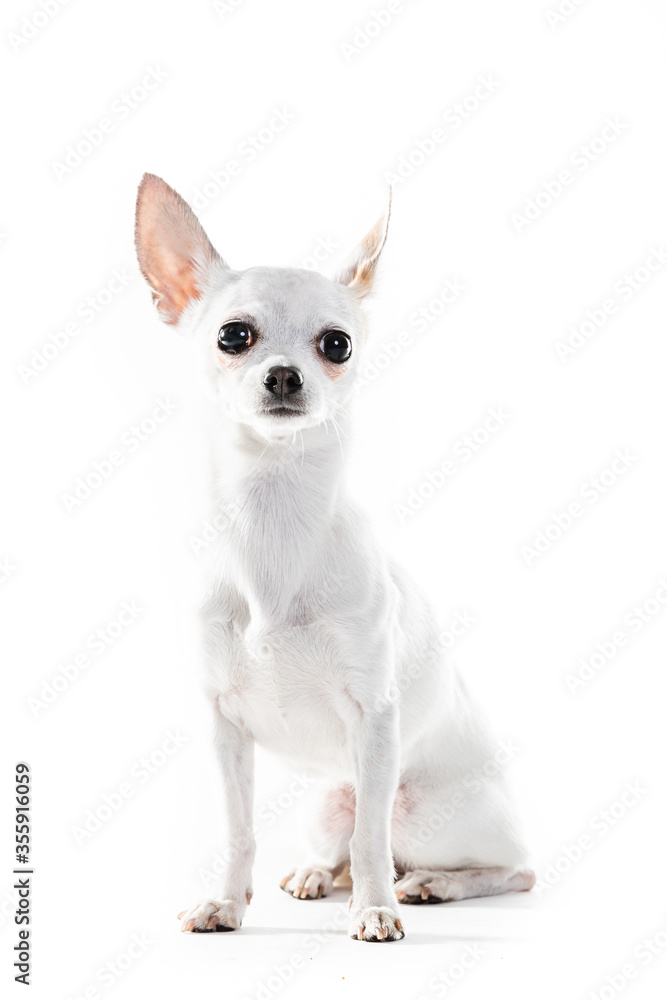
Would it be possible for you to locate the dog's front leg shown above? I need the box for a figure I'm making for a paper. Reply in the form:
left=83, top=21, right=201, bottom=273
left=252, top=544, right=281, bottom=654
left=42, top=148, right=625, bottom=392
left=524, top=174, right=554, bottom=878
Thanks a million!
left=178, top=705, right=255, bottom=932
left=348, top=705, right=404, bottom=942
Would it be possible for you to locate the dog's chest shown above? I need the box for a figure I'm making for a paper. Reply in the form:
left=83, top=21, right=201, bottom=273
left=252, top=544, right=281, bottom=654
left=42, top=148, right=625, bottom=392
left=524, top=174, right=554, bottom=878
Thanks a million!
left=209, top=459, right=357, bottom=772
left=214, top=621, right=354, bottom=774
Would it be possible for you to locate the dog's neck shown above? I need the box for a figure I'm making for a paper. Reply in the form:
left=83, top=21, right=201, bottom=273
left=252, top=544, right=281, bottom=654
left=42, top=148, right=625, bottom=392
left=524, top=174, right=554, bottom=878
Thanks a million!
left=211, top=414, right=348, bottom=493
left=207, top=414, right=350, bottom=618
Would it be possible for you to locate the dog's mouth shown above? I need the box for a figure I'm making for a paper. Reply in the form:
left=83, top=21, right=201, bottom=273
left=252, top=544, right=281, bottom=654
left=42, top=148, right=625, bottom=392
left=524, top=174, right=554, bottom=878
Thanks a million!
left=261, top=403, right=304, bottom=417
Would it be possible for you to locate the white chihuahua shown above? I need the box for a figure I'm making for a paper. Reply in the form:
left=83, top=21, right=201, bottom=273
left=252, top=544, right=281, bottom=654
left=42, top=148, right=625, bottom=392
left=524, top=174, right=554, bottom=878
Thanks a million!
left=135, top=174, right=534, bottom=943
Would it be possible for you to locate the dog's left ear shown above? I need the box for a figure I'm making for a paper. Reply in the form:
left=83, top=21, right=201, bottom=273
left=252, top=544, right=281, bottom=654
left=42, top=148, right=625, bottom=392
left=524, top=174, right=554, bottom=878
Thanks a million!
left=334, top=190, right=391, bottom=298
left=135, top=173, right=227, bottom=325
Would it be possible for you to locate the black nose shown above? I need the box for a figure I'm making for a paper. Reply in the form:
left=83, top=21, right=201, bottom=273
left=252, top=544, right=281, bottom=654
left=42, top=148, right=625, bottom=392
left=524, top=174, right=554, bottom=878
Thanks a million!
left=263, top=366, right=303, bottom=398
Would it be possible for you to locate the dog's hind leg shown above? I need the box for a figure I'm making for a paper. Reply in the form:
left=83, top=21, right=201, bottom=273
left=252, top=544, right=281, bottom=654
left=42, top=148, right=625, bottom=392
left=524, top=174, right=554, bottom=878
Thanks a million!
left=390, top=775, right=535, bottom=906
left=280, top=783, right=355, bottom=899
left=394, top=866, right=535, bottom=904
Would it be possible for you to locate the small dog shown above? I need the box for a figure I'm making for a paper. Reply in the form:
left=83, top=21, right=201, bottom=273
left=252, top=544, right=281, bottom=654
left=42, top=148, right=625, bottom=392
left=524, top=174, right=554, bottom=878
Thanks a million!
left=134, top=174, right=534, bottom=942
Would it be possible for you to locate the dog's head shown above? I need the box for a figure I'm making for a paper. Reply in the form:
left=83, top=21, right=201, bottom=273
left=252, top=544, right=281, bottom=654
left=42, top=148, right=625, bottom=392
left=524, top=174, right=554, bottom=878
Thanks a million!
left=135, top=174, right=389, bottom=440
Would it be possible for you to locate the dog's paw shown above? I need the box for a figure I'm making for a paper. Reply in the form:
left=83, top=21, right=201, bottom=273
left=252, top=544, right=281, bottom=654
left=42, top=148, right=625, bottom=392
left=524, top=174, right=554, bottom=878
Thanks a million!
left=177, top=898, right=243, bottom=932
left=280, top=866, right=334, bottom=899
left=349, top=906, right=405, bottom=942
left=394, top=869, right=460, bottom=904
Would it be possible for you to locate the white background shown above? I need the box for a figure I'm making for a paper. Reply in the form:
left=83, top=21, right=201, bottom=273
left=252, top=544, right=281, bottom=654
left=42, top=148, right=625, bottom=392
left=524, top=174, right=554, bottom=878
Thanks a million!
left=2, top=0, right=667, bottom=997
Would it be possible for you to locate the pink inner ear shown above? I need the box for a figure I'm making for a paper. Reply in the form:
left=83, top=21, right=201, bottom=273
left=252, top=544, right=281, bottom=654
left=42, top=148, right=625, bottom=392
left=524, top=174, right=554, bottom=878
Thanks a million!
left=336, top=205, right=390, bottom=296
left=154, top=253, right=204, bottom=320
left=135, top=174, right=219, bottom=324
left=144, top=263, right=201, bottom=322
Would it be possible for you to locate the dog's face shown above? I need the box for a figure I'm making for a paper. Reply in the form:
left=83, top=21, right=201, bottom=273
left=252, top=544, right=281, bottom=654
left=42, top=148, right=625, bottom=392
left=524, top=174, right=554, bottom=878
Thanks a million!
left=190, top=264, right=364, bottom=436
left=135, top=174, right=389, bottom=440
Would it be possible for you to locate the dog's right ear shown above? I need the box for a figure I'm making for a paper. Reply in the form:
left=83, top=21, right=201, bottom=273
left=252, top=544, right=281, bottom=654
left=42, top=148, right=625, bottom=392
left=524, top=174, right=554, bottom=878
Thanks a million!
left=334, top=189, right=392, bottom=298
left=135, top=173, right=226, bottom=325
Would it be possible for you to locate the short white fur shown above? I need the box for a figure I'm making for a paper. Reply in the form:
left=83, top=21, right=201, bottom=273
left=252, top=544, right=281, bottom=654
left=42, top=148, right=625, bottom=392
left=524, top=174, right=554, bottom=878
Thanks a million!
left=135, top=174, right=534, bottom=942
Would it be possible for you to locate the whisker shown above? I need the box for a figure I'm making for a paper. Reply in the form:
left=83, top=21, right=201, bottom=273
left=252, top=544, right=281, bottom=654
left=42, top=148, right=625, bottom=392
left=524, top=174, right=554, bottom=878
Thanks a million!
left=329, top=414, right=346, bottom=463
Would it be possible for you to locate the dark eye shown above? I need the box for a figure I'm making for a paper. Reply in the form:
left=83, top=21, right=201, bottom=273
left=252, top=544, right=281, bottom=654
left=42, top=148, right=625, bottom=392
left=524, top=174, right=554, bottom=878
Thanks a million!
left=320, top=330, right=352, bottom=363
left=218, top=321, right=254, bottom=354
